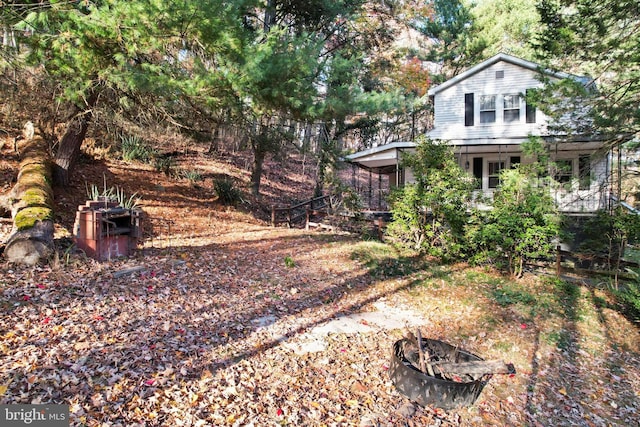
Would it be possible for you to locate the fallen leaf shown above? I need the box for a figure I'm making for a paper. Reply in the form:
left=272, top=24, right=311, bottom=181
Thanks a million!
left=0, top=381, right=11, bottom=396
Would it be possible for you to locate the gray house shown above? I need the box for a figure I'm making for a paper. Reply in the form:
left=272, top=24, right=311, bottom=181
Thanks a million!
left=347, top=53, right=610, bottom=213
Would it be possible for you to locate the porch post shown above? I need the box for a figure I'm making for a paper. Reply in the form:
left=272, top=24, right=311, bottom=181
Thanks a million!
left=378, top=172, right=382, bottom=210
left=368, top=169, right=372, bottom=209
left=396, top=148, right=400, bottom=188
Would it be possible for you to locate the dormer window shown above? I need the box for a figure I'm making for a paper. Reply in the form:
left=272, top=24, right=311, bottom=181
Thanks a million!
left=503, top=94, right=521, bottom=123
left=480, top=95, right=496, bottom=124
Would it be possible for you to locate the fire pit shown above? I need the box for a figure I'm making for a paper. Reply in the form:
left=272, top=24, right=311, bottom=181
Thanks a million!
left=389, top=336, right=511, bottom=410
left=73, top=200, right=143, bottom=261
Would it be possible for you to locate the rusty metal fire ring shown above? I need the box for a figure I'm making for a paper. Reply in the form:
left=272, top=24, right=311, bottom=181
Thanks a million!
left=389, top=338, right=491, bottom=410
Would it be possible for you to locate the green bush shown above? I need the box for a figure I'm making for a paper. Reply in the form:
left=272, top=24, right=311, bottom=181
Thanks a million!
left=466, top=166, right=560, bottom=278
left=213, top=178, right=242, bottom=205
left=613, top=278, right=640, bottom=323
left=386, top=137, right=474, bottom=260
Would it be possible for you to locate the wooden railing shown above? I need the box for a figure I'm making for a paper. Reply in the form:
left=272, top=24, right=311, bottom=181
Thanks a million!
left=271, top=195, right=332, bottom=228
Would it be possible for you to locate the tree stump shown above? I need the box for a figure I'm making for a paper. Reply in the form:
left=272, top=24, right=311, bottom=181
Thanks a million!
left=1, top=122, right=55, bottom=265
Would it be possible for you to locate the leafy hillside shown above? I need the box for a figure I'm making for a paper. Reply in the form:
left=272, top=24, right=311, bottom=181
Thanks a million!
left=1, top=134, right=639, bottom=426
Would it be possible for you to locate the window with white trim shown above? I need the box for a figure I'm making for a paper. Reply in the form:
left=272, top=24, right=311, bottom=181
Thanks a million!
left=503, top=94, right=521, bottom=123
left=488, top=160, right=505, bottom=188
left=480, top=95, right=496, bottom=124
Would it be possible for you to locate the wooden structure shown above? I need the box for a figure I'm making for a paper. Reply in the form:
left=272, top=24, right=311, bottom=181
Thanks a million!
left=345, top=141, right=416, bottom=211
left=271, top=195, right=332, bottom=229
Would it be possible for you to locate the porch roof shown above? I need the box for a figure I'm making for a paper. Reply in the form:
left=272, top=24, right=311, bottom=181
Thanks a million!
left=345, top=141, right=416, bottom=174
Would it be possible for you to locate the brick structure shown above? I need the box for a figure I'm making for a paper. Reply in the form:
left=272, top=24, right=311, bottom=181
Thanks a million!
left=73, top=200, right=143, bottom=261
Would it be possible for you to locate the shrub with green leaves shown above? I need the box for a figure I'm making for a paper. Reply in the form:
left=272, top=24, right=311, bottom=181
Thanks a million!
left=578, top=208, right=640, bottom=268
left=386, top=137, right=475, bottom=259
left=213, top=178, right=242, bottom=205
left=466, top=165, right=560, bottom=278
left=613, top=279, right=640, bottom=323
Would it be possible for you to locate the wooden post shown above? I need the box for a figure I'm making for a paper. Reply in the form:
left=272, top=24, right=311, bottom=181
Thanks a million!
left=556, top=245, right=562, bottom=277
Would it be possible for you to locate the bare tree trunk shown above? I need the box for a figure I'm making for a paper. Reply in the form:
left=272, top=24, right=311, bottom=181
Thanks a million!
left=208, top=126, right=221, bottom=154
left=52, top=92, right=98, bottom=187
left=1, top=123, right=55, bottom=265
left=251, top=148, right=266, bottom=196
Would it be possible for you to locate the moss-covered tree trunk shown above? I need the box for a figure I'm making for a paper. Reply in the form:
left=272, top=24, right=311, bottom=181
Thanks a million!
left=0, top=123, right=55, bottom=265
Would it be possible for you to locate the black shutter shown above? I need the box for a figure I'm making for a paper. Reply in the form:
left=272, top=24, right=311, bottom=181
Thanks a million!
left=465, top=93, right=474, bottom=127
left=525, top=89, right=536, bottom=123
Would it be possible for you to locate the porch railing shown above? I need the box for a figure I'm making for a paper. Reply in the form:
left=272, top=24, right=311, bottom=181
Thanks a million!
left=271, top=195, right=332, bottom=228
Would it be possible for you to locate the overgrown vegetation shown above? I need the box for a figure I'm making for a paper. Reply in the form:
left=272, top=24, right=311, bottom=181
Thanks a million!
left=613, top=279, right=640, bottom=323
left=213, top=178, right=242, bottom=205
left=574, top=208, right=640, bottom=320
left=386, top=137, right=561, bottom=277
left=466, top=167, right=560, bottom=277
left=386, top=137, right=475, bottom=260
left=383, top=136, right=640, bottom=319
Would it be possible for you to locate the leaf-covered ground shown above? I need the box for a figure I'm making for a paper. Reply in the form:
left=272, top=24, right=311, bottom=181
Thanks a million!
left=1, top=150, right=639, bottom=426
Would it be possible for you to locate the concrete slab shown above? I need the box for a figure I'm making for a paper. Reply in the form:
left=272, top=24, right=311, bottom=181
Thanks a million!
left=282, top=300, right=428, bottom=354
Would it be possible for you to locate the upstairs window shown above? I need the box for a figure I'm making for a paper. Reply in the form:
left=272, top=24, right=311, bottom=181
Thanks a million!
left=480, top=95, right=496, bottom=124
left=503, top=94, right=521, bottom=123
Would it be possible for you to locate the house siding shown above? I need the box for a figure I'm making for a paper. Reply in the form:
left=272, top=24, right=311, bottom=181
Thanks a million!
left=430, top=61, right=551, bottom=144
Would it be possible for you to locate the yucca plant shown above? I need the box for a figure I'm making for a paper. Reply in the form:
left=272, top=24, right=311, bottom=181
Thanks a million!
left=85, top=180, right=141, bottom=210
left=182, top=169, right=204, bottom=184
left=154, top=156, right=175, bottom=176
left=114, top=186, right=141, bottom=210
left=213, top=178, right=242, bottom=205
left=121, top=135, right=155, bottom=162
